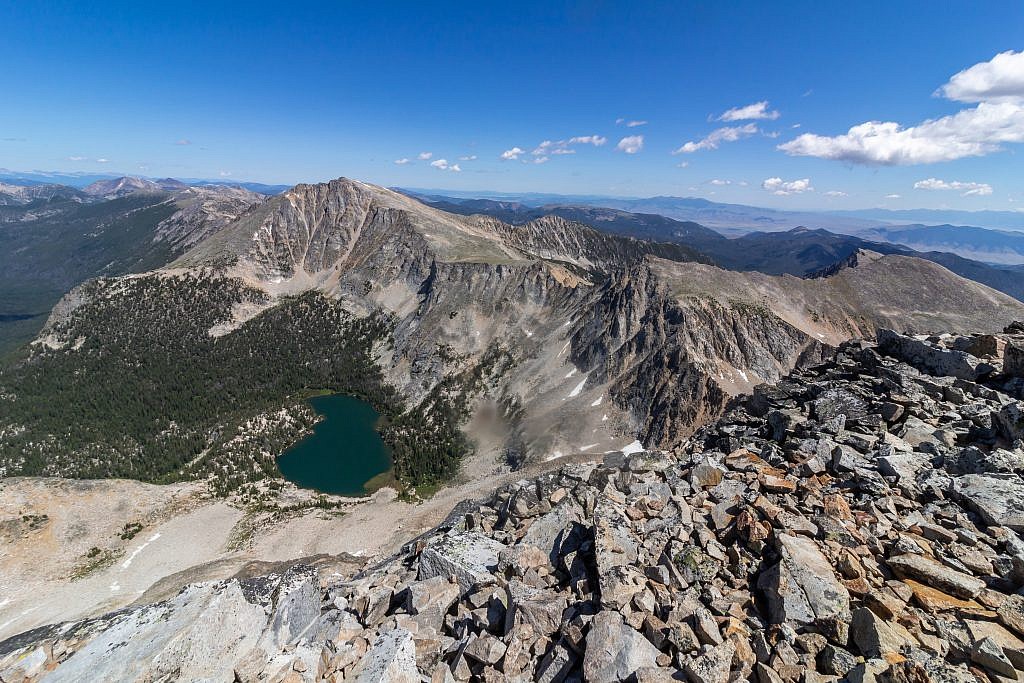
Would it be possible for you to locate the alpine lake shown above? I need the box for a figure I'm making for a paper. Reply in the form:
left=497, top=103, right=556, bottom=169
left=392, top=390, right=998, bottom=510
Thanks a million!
left=276, top=393, right=393, bottom=496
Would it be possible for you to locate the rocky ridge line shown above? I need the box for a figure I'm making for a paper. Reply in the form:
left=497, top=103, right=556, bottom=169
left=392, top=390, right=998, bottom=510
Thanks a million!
left=3, top=326, right=1024, bottom=682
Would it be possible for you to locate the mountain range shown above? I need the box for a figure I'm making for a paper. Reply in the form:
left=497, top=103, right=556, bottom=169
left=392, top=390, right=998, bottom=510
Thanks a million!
left=2, top=175, right=1022, bottom=488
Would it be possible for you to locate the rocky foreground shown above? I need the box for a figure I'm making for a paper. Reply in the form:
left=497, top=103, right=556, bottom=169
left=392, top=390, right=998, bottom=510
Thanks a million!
left=4, top=327, right=1024, bottom=682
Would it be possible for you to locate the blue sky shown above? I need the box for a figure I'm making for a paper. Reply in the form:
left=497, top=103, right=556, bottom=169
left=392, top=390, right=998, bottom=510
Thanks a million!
left=1, top=1, right=1023, bottom=209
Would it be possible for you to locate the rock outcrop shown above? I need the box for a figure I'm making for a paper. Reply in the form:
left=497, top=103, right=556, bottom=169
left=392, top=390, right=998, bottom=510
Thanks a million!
left=6, top=325, right=1024, bottom=681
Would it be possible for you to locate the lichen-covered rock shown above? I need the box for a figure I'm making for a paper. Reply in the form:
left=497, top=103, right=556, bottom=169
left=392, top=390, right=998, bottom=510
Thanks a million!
left=417, top=530, right=506, bottom=595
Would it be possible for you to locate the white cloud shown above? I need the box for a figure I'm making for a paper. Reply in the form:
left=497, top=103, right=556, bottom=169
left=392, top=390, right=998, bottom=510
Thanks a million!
left=676, top=161, right=689, bottom=168
left=568, top=135, right=607, bottom=146
left=219, top=170, right=232, bottom=177
left=68, top=155, right=87, bottom=161
left=616, top=135, right=644, bottom=154
left=532, top=135, right=607, bottom=157
left=719, top=101, right=780, bottom=121
left=780, top=51, right=1024, bottom=165
left=533, top=140, right=574, bottom=156
left=417, top=151, right=433, bottom=160
left=824, top=190, right=848, bottom=197
left=615, top=117, right=625, bottom=124
left=393, top=158, right=410, bottom=165
left=885, top=193, right=901, bottom=199
left=500, top=147, right=525, bottom=160
left=626, top=120, right=647, bottom=127
left=430, top=158, right=461, bottom=172
left=913, top=177, right=993, bottom=196
left=761, top=177, right=813, bottom=195
left=175, top=139, right=191, bottom=146
left=533, top=156, right=549, bottom=164
left=707, top=179, right=731, bottom=186
left=674, top=123, right=758, bottom=153
left=938, top=50, right=1024, bottom=103
left=96, top=158, right=109, bottom=163
left=458, top=155, right=477, bottom=161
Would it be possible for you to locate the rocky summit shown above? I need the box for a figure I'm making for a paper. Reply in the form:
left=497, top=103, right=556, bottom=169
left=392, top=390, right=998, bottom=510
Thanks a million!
left=4, top=324, right=1024, bottom=682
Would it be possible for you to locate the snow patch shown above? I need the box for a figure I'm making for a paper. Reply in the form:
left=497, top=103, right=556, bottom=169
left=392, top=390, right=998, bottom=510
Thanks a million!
left=544, top=450, right=565, bottom=462
left=621, top=439, right=644, bottom=455
left=601, top=414, right=609, bottom=422
left=579, top=443, right=599, bottom=451
left=590, top=395, right=603, bottom=407
left=564, top=368, right=577, bottom=379
left=121, top=533, right=162, bottom=569
left=567, top=377, right=587, bottom=398
left=524, top=329, right=533, bottom=338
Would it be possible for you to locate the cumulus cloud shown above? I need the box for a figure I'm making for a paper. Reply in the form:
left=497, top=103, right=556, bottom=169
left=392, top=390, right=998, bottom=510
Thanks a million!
left=430, top=159, right=461, bottom=172
left=533, top=140, right=574, bottom=156
left=676, top=161, right=689, bottom=168
left=616, top=135, right=644, bottom=154
left=219, top=170, right=232, bottom=177
left=533, top=156, right=549, bottom=164
left=913, top=177, right=993, bottom=196
left=531, top=135, right=607, bottom=157
left=707, top=179, right=731, bottom=186
left=175, top=139, right=192, bottom=146
left=885, top=193, right=901, bottom=199
left=780, top=50, right=1024, bottom=165
left=938, top=50, right=1024, bottom=103
left=393, top=158, right=410, bottom=165
left=96, top=158, right=109, bottom=163
left=674, top=123, right=758, bottom=154
left=568, top=135, right=607, bottom=146
left=458, top=155, right=477, bottom=161
left=417, top=151, right=433, bottom=160
left=824, top=190, right=848, bottom=197
left=718, top=101, right=780, bottom=121
left=500, top=147, right=525, bottom=160
left=68, top=155, right=87, bottom=161
left=762, top=177, right=813, bottom=195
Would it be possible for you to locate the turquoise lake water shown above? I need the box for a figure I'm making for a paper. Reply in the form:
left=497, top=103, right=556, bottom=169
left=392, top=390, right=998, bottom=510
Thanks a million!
left=276, top=394, right=392, bottom=496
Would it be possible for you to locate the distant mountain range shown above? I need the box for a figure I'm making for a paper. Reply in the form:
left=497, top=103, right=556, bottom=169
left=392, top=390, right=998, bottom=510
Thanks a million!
left=403, top=187, right=1024, bottom=237
left=0, top=168, right=291, bottom=195
left=408, top=192, right=1024, bottom=301
left=833, top=207, right=1024, bottom=232
left=857, top=224, right=1024, bottom=265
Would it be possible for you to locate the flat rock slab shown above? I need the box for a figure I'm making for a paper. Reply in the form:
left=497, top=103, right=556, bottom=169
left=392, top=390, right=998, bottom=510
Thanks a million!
left=418, top=530, right=507, bottom=595
left=953, top=474, right=1024, bottom=531
left=887, top=553, right=985, bottom=599
left=760, top=533, right=850, bottom=626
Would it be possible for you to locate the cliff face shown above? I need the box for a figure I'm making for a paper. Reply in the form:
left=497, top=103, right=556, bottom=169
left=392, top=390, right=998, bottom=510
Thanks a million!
left=569, top=263, right=830, bottom=446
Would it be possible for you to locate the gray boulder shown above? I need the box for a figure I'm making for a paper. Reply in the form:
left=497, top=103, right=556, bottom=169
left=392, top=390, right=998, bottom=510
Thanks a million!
left=760, top=534, right=850, bottom=626
left=418, top=530, right=507, bottom=595
left=583, top=610, right=661, bottom=682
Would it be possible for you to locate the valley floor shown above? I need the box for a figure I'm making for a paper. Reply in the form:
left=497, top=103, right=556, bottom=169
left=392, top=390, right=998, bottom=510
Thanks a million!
left=0, top=444, right=598, bottom=642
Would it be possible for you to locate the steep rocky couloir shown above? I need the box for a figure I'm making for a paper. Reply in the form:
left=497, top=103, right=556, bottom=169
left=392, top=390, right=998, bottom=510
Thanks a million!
left=6, top=326, right=1024, bottom=681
